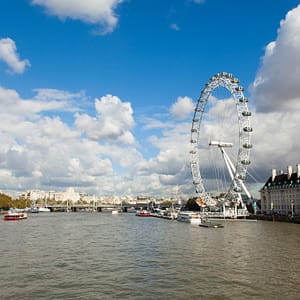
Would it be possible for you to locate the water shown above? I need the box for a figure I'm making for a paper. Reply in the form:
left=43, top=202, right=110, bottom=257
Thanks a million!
left=0, top=213, right=299, bottom=300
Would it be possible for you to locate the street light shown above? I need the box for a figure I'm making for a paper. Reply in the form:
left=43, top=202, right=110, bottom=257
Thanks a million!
left=253, top=201, right=257, bottom=215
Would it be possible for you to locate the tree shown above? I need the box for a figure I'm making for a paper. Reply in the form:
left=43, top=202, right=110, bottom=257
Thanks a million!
left=0, top=193, right=13, bottom=210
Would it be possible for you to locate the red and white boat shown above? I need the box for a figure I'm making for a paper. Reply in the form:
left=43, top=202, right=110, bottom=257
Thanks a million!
left=136, top=210, right=151, bottom=217
left=3, top=210, right=28, bottom=221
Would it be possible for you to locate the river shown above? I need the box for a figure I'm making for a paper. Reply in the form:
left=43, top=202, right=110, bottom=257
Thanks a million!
left=0, top=212, right=299, bottom=299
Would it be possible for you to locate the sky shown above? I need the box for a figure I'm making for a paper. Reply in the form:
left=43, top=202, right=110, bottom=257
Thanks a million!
left=0, top=0, right=300, bottom=198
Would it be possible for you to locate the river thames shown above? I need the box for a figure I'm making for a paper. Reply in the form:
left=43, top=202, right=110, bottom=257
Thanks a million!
left=0, top=212, right=299, bottom=299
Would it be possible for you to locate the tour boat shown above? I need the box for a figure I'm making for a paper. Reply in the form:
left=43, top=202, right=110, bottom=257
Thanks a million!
left=177, top=211, right=202, bottom=224
left=136, top=210, right=151, bottom=217
left=112, top=209, right=119, bottom=215
left=3, top=210, right=28, bottom=221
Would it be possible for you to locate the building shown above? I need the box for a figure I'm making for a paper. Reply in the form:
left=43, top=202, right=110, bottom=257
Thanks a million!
left=260, top=164, right=300, bottom=215
left=20, top=190, right=55, bottom=201
left=54, top=187, right=80, bottom=203
left=20, top=188, right=80, bottom=204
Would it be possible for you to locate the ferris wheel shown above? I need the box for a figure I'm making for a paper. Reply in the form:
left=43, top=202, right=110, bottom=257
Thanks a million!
left=190, top=72, right=253, bottom=208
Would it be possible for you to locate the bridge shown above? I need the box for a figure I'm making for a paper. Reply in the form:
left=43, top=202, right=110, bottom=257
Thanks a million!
left=45, top=202, right=178, bottom=212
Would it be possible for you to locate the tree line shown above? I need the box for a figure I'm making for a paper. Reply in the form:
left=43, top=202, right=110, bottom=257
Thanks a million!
left=0, top=193, right=31, bottom=210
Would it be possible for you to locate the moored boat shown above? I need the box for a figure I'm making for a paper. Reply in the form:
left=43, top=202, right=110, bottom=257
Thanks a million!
left=38, top=207, right=51, bottom=212
left=177, top=211, right=202, bottom=224
left=136, top=210, right=151, bottom=217
left=199, top=221, right=224, bottom=228
left=30, top=206, right=51, bottom=213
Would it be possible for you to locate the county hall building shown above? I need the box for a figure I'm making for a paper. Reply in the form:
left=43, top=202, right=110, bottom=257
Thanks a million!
left=260, top=164, right=300, bottom=215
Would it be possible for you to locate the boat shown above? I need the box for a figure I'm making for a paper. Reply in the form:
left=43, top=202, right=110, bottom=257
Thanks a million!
left=199, top=221, right=224, bottom=228
left=30, top=206, right=51, bottom=213
left=38, top=207, right=51, bottom=212
left=136, top=210, right=151, bottom=217
left=177, top=211, right=203, bottom=224
left=3, top=210, right=28, bottom=221
left=112, top=209, right=119, bottom=215
left=153, top=208, right=178, bottom=220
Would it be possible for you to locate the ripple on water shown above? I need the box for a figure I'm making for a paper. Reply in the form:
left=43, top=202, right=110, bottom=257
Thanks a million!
left=1, top=214, right=300, bottom=299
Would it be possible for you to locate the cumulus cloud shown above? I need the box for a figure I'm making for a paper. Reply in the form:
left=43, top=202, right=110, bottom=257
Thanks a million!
left=171, top=96, right=194, bottom=120
left=246, top=4, right=300, bottom=190
left=0, top=86, right=80, bottom=119
left=0, top=84, right=195, bottom=197
left=31, top=0, right=123, bottom=34
left=0, top=86, right=124, bottom=194
left=0, top=38, right=30, bottom=74
left=134, top=120, right=193, bottom=196
left=251, top=111, right=300, bottom=173
left=75, top=94, right=135, bottom=144
left=251, top=4, right=300, bottom=112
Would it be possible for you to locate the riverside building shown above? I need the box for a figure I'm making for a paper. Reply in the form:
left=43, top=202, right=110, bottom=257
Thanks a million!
left=260, top=164, right=300, bottom=215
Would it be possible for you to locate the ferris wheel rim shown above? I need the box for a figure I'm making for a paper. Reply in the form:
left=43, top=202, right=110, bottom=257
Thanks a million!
left=190, top=72, right=252, bottom=206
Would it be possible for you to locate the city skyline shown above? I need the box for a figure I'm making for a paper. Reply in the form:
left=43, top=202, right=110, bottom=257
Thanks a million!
left=0, top=0, right=300, bottom=198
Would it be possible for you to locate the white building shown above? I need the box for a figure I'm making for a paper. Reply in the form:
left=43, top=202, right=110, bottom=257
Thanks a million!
left=21, top=190, right=55, bottom=201
left=260, top=164, right=300, bottom=215
left=20, top=188, right=80, bottom=204
left=54, top=187, right=80, bottom=203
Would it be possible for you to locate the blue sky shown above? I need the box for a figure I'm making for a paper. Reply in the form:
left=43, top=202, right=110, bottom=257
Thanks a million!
left=0, top=0, right=300, bottom=198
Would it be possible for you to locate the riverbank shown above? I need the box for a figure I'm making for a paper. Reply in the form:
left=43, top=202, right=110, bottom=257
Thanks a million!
left=247, top=214, right=300, bottom=224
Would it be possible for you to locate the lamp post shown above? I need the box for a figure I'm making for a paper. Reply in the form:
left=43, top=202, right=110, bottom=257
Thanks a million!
left=271, top=201, right=274, bottom=221
left=253, top=201, right=257, bottom=215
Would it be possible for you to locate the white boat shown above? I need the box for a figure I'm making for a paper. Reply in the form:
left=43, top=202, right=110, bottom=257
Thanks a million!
left=112, top=209, right=119, bottom=215
left=38, top=207, right=51, bottom=212
left=31, top=207, right=50, bottom=213
left=177, top=211, right=203, bottom=224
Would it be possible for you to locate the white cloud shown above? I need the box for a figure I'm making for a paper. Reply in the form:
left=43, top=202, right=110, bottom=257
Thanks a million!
left=31, top=0, right=123, bottom=34
left=0, top=38, right=30, bottom=74
left=251, top=4, right=300, bottom=112
left=134, top=121, right=193, bottom=196
left=75, top=94, right=135, bottom=144
left=171, top=96, right=194, bottom=120
left=249, top=109, right=300, bottom=178
left=0, top=84, right=197, bottom=197
left=0, top=86, right=80, bottom=119
left=246, top=4, right=300, bottom=191
left=0, top=86, right=119, bottom=194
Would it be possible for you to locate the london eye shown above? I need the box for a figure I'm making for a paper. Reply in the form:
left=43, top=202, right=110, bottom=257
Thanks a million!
left=190, top=72, right=253, bottom=214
